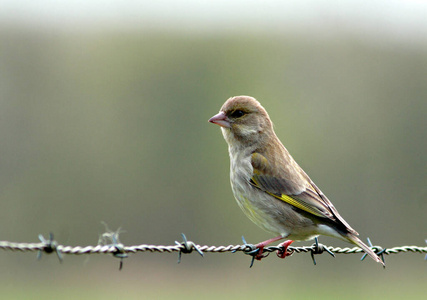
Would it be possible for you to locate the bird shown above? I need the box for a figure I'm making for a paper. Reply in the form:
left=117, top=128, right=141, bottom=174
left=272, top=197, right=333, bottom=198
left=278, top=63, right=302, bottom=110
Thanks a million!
left=208, top=95, right=384, bottom=266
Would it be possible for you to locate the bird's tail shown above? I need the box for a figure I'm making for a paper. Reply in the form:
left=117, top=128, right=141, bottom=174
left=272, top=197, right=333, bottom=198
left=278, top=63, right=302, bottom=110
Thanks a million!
left=346, top=234, right=385, bottom=267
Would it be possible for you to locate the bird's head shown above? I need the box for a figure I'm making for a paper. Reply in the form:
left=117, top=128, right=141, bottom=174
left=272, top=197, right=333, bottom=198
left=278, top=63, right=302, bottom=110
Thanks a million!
left=209, top=96, right=274, bottom=149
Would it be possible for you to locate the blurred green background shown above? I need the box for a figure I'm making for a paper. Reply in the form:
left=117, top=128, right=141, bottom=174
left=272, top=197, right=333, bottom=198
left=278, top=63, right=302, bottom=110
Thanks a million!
left=0, top=1, right=426, bottom=299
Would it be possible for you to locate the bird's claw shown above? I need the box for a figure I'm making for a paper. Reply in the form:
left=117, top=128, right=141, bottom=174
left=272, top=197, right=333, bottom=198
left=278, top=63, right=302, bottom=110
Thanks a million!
left=276, top=240, right=294, bottom=259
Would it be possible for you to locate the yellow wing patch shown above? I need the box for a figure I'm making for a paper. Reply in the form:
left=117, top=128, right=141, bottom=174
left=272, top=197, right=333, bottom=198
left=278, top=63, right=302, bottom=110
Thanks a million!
left=251, top=174, right=326, bottom=217
left=269, top=192, right=325, bottom=218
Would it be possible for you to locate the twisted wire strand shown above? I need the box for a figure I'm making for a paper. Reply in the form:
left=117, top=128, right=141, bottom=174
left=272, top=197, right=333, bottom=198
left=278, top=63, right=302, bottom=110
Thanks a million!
left=1, top=240, right=426, bottom=256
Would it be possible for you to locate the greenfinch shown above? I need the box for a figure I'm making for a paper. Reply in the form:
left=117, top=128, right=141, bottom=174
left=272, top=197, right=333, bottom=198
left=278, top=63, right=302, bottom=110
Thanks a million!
left=209, top=95, right=384, bottom=266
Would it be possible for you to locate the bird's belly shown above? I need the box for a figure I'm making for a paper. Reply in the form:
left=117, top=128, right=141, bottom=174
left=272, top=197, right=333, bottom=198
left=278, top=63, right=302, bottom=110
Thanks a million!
left=231, top=178, right=319, bottom=241
left=234, top=192, right=279, bottom=233
left=230, top=178, right=289, bottom=236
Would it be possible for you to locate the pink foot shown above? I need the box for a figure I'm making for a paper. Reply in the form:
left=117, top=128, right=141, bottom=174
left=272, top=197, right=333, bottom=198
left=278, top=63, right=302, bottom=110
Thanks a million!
left=253, top=236, right=288, bottom=261
left=253, top=245, right=268, bottom=261
left=276, top=240, right=294, bottom=258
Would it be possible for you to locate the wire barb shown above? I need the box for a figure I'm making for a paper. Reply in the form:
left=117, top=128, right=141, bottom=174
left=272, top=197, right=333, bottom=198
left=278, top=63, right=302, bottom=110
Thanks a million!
left=37, top=233, right=63, bottom=263
left=175, top=233, right=204, bottom=263
left=360, top=237, right=386, bottom=266
left=98, top=224, right=128, bottom=270
left=310, top=237, right=335, bottom=265
left=239, top=236, right=262, bottom=268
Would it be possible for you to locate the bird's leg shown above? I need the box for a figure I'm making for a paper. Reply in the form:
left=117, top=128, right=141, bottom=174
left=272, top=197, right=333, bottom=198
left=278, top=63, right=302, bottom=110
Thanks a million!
left=254, top=236, right=286, bottom=260
left=276, top=240, right=294, bottom=258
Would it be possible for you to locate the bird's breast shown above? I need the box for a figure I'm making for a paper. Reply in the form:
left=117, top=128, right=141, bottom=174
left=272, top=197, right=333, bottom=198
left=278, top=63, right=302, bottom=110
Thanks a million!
left=227, top=148, right=285, bottom=234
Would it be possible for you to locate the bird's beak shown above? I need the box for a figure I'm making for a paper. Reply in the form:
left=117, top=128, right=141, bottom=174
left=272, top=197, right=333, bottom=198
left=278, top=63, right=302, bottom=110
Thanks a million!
left=208, top=111, right=231, bottom=128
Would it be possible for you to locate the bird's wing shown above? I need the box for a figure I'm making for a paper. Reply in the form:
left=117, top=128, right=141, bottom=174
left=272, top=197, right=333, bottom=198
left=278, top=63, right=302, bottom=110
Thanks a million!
left=250, top=152, right=357, bottom=234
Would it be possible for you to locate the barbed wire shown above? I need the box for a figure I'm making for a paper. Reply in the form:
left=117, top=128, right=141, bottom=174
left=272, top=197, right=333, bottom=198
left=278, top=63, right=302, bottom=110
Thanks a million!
left=1, top=232, right=426, bottom=269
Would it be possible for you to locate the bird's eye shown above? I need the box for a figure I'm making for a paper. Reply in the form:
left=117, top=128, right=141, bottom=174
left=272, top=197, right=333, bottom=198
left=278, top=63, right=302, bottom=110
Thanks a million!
left=230, top=110, right=245, bottom=118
